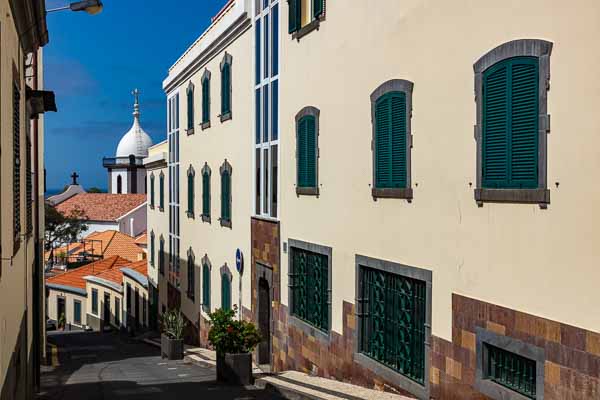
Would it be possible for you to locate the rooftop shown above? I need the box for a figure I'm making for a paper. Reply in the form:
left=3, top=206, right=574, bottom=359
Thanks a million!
left=46, top=230, right=145, bottom=263
left=55, top=193, right=146, bottom=222
left=46, top=256, right=130, bottom=290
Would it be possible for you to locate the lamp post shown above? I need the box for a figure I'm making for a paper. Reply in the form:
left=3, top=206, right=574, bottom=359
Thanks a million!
left=46, top=0, right=103, bottom=15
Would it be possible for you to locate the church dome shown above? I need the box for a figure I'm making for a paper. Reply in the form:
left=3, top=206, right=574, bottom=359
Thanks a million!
left=115, top=89, right=153, bottom=158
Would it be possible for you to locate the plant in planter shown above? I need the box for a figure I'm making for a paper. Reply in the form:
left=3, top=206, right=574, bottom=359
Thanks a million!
left=208, top=305, right=261, bottom=385
left=160, top=310, right=187, bottom=360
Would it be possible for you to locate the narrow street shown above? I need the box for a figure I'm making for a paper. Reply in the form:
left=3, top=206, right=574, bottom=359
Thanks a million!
left=38, top=332, right=284, bottom=400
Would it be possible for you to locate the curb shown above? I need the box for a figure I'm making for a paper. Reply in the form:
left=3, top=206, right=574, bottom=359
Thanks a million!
left=255, top=378, right=326, bottom=400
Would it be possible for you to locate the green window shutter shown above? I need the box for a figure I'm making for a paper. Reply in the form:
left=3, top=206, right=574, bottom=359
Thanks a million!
left=312, top=0, right=323, bottom=18
left=374, top=92, right=407, bottom=189
left=150, top=176, right=155, bottom=207
left=159, top=239, right=164, bottom=274
left=188, top=257, right=195, bottom=299
left=203, top=264, right=210, bottom=310
left=221, top=274, right=231, bottom=311
left=202, top=173, right=210, bottom=217
left=482, top=57, right=538, bottom=189
left=202, top=78, right=210, bottom=123
left=150, top=234, right=155, bottom=266
left=187, top=173, right=194, bottom=214
left=221, top=172, right=231, bottom=221
left=221, top=64, right=231, bottom=115
left=159, top=175, right=164, bottom=209
left=297, top=116, right=316, bottom=188
left=187, top=88, right=194, bottom=130
left=288, top=0, right=300, bottom=33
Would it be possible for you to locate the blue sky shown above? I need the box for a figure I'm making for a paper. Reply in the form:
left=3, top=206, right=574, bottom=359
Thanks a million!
left=44, top=0, right=225, bottom=190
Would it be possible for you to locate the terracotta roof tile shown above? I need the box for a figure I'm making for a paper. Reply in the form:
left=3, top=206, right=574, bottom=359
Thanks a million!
left=46, top=256, right=130, bottom=289
left=103, top=231, right=145, bottom=262
left=134, top=231, right=147, bottom=245
left=45, top=230, right=144, bottom=263
left=55, top=193, right=146, bottom=222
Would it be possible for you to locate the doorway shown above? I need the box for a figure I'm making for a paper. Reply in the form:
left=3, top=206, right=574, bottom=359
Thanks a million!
left=255, top=263, right=273, bottom=368
left=103, top=292, right=111, bottom=329
left=57, top=297, right=66, bottom=324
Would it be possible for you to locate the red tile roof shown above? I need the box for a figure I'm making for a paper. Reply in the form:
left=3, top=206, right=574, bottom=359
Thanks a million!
left=46, top=256, right=130, bottom=289
left=55, top=193, right=146, bottom=222
left=134, top=231, right=147, bottom=245
left=45, top=230, right=144, bottom=262
left=126, top=260, right=148, bottom=276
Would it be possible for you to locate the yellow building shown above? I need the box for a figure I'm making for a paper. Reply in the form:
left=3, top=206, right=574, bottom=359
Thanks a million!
left=151, top=1, right=600, bottom=398
left=0, top=0, right=52, bottom=399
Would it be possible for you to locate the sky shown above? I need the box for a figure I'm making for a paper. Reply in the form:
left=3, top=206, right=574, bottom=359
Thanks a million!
left=44, top=0, right=225, bottom=191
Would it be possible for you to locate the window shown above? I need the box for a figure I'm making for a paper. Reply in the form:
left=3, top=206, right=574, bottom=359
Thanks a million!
left=25, top=135, right=32, bottom=235
left=202, top=255, right=211, bottom=313
left=295, top=107, right=319, bottom=195
left=201, top=163, right=211, bottom=223
left=220, top=160, right=232, bottom=227
left=13, top=81, right=21, bottom=250
left=168, top=93, right=181, bottom=287
left=115, top=297, right=121, bottom=326
left=159, top=235, right=165, bottom=275
left=117, top=175, right=122, bottom=194
left=150, top=231, right=155, bottom=267
left=142, top=295, right=147, bottom=327
left=126, top=284, right=132, bottom=313
left=220, top=53, right=232, bottom=121
left=150, top=173, right=155, bottom=208
left=221, top=273, right=232, bottom=311
left=92, top=288, right=99, bottom=315
left=475, top=327, right=544, bottom=400
left=288, top=0, right=324, bottom=39
left=159, top=172, right=165, bottom=210
left=370, top=79, right=414, bottom=200
left=201, top=69, right=211, bottom=129
left=73, top=300, right=82, bottom=325
left=187, top=248, right=195, bottom=301
left=288, top=239, right=331, bottom=333
left=186, top=81, right=195, bottom=133
left=474, top=39, right=552, bottom=206
left=187, top=166, right=195, bottom=218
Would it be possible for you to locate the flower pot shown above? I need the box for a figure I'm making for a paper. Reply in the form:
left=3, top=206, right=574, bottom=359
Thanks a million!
left=216, top=352, right=253, bottom=385
left=161, top=334, right=183, bottom=360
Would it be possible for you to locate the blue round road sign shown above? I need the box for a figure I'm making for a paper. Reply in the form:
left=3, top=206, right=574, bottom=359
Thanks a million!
left=236, top=249, right=243, bottom=274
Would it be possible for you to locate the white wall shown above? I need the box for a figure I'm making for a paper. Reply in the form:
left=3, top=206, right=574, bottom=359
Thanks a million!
left=118, top=205, right=147, bottom=237
left=110, top=168, right=128, bottom=194
left=46, top=289, right=87, bottom=328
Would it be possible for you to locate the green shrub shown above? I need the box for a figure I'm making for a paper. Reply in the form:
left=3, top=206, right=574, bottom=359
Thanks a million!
left=160, top=310, right=186, bottom=340
left=208, top=305, right=261, bottom=355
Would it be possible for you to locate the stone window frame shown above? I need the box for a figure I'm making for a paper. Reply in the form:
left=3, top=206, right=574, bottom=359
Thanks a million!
left=158, top=234, right=165, bottom=275
left=290, top=0, right=327, bottom=41
left=475, top=327, right=545, bottom=400
left=287, top=238, right=332, bottom=344
left=294, top=106, right=320, bottom=196
left=370, top=79, right=414, bottom=201
left=201, top=254, right=212, bottom=314
left=186, top=247, right=196, bottom=302
left=186, top=165, right=195, bottom=219
left=201, top=69, right=211, bottom=130
left=219, top=159, right=233, bottom=228
left=219, top=263, right=233, bottom=310
left=73, top=298, right=82, bottom=325
left=158, top=171, right=165, bottom=212
left=354, top=254, right=432, bottom=400
left=201, top=163, right=211, bottom=223
left=473, top=39, right=552, bottom=207
left=219, top=52, right=233, bottom=122
left=149, top=230, right=155, bottom=267
left=149, top=173, right=155, bottom=209
left=186, top=81, right=195, bottom=135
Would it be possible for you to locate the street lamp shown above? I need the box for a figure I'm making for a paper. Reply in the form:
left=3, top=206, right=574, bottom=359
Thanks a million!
left=47, top=0, right=103, bottom=15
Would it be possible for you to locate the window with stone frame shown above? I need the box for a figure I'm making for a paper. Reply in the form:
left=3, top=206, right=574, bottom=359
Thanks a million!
left=288, top=0, right=325, bottom=40
left=220, top=52, right=232, bottom=121
left=159, top=171, right=165, bottom=211
left=473, top=39, right=552, bottom=207
left=187, top=165, right=195, bottom=218
left=186, top=81, right=195, bottom=134
left=201, top=69, right=211, bottom=129
left=220, top=265, right=232, bottom=311
left=158, top=235, right=165, bottom=275
left=201, top=163, right=211, bottom=223
left=219, top=160, right=232, bottom=228
left=187, top=248, right=195, bottom=301
left=149, top=173, right=155, bottom=208
left=150, top=231, right=155, bottom=267
left=295, top=106, right=319, bottom=196
left=201, top=255, right=211, bottom=313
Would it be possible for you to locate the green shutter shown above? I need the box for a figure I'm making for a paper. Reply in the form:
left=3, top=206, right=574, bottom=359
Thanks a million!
left=288, top=0, right=300, bottom=33
left=221, top=64, right=231, bottom=115
left=202, top=172, right=210, bottom=217
left=297, top=116, right=317, bottom=188
left=150, top=234, right=155, bottom=266
left=221, top=172, right=231, bottom=221
left=159, top=175, right=164, bottom=209
left=202, top=78, right=210, bottom=123
left=375, top=92, right=407, bottom=189
left=203, top=264, right=210, bottom=311
left=187, top=88, right=194, bottom=130
left=150, top=176, right=155, bottom=207
left=482, top=57, right=538, bottom=189
left=159, top=239, right=164, bottom=274
left=188, top=257, right=195, bottom=299
left=312, top=0, right=323, bottom=18
left=221, top=274, right=231, bottom=311
left=187, top=172, right=194, bottom=214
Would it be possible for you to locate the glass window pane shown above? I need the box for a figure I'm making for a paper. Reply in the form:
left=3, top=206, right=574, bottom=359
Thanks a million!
left=272, top=4, right=279, bottom=77
left=271, top=144, right=278, bottom=218
left=255, top=19, right=261, bottom=84
left=263, top=85, right=269, bottom=142
left=263, top=148, right=269, bottom=214
left=272, top=80, right=278, bottom=140
left=263, top=15, right=269, bottom=79
left=255, top=148, right=261, bottom=214
left=255, top=89, right=261, bottom=144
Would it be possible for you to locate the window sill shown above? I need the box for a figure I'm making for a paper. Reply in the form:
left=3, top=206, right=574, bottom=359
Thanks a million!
left=186, top=127, right=195, bottom=136
left=372, top=188, right=413, bottom=201
left=292, top=17, right=322, bottom=41
left=474, top=188, right=550, bottom=207
left=219, top=112, right=232, bottom=122
left=296, top=186, right=319, bottom=196
left=186, top=211, right=195, bottom=219
left=201, top=121, right=211, bottom=130
left=201, top=214, right=211, bottom=223
left=219, top=218, right=232, bottom=228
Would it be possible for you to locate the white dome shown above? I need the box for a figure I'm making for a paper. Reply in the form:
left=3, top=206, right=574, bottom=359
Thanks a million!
left=115, top=90, right=153, bottom=157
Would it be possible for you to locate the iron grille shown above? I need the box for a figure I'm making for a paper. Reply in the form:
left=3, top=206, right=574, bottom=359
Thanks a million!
left=485, top=343, right=537, bottom=398
left=358, top=266, right=426, bottom=384
left=289, top=247, right=329, bottom=332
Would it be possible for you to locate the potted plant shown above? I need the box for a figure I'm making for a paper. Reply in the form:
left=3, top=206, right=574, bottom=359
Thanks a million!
left=160, top=310, right=186, bottom=360
left=208, top=305, right=261, bottom=385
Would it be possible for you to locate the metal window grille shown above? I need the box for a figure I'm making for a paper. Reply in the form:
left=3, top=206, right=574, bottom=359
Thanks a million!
left=485, top=343, right=537, bottom=399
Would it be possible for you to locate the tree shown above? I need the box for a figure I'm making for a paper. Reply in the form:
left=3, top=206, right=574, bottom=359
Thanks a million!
left=45, top=203, right=89, bottom=265
left=87, top=187, right=105, bottom=193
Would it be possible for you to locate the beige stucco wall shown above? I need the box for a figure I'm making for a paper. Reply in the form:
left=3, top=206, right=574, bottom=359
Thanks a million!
left=173, top=17, right=254, bottom=324
left=47, top=289, right=87, bottom=329
left=122, top=275, right=149, bottom=328
left=279, top=0, right=600, bottom=341
left=85, top=283, right=123, bottom=328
